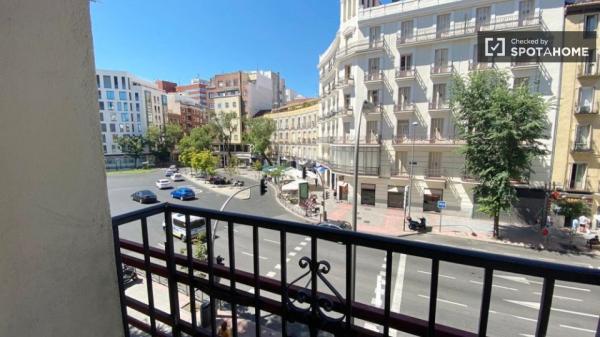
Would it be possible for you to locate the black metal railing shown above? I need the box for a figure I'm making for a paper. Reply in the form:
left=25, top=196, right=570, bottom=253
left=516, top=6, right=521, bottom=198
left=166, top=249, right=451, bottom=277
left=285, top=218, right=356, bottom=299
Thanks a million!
left=113, top=203, right=600, bottom=337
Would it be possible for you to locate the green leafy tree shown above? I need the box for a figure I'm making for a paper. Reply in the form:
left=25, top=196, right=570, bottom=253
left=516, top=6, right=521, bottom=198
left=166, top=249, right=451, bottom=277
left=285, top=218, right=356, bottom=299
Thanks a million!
left=554, top=199, right=591, bottom=227
left=116, top=135, right=146, bottom=169
left=191, top=150, right=218, bottom=176
left=244, top=117, right=276, bottom=166
left=224, top=155, right=240, bottom=179
left=450, top=69, right=549, bottom=238
left=146, top=123, right=183, bottom=161
left=269, top=165, right=285, bottom=187
left=178, top=125, right=216, bottom=169
left=252, top=160, right=263, bottom=172
left=211, top=111, right=238, bottom=163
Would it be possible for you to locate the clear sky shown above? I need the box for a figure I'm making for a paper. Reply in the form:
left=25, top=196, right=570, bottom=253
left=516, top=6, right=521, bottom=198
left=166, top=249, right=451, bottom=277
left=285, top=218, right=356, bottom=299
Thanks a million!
left=90, top=0, right=340, bottom=98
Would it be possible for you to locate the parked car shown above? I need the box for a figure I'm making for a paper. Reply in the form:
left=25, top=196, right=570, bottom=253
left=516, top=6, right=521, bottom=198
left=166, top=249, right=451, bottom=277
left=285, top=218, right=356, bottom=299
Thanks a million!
left=155, top=179, right=171, bottom=189
left=162, top=213, right=206, bottom=242
left=165, top=169, right=174, bottom=177
left=131, top=190, right=158, bottom=204
left=171, top=173, right=184, bottom=181
left=170, top=187, right=195, bottom=200
left=209, top=175, right=230, bottom=185
left=317, top=220, right=351, bottom=230
left=169, top=165, right=179, bottom=172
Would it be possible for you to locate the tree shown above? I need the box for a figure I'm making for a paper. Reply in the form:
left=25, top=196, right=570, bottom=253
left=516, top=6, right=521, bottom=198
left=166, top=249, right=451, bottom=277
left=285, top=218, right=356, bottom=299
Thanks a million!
left=116, top=135, right=146, bottom=169
left=146, top=123, right=183, bottom=162
left=191, top=150, right=218, bottom=176
left=224, top=155, right=240, bottom=179
left=178, top=125, right=215, bottom=155
left=244, top=117, right=276, bottom=166
left=554, top=199, right=591, bottom=228
left=210, top=111, right=238, bottom=163
left=252, top=160, right=263, bottom=172
left=450, top=69, right=549, bottom=238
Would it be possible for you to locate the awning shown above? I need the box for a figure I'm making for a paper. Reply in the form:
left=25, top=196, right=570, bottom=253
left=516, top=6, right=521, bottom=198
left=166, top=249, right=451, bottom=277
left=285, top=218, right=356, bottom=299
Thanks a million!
left=388, top=187, right=402, bottom=193
left=282, top=179, right=309, bottom=192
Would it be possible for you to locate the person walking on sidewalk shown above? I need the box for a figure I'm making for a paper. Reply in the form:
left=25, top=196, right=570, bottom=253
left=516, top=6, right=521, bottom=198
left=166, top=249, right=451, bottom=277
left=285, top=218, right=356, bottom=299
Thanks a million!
left=217, top=321, right=231, bottom=337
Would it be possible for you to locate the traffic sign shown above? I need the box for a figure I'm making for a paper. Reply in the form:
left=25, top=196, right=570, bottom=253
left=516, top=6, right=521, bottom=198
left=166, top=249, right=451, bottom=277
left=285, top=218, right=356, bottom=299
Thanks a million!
left=437, top=200, right=446, bottom=209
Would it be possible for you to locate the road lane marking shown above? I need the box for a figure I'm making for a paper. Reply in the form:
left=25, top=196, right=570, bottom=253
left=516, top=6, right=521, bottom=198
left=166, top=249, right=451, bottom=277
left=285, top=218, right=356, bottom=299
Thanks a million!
left=560, top=324, right=596, bottom=334
left=300, top=241, right=307, bottom=246
left=505, top=299, right=599, bottom=318
left=417, top=270, right=456, bottom=280
left=266, top=271, right=276, bottom=278
left=274, top=264, right=281, bottom=270
left=294, top=247, right=302, bottom=251
left=286, top=258, right=291, bottom=262
left=495, top=274, right=531, bottom=285
left=304, top=237, right=311, bottom=241
left=532, top=292, right=582, bottom=302
left=263, top=238, right=279, bottom=244
left=241, top=251, right=267, bottom=260
left=390, top=254, right=407, bottom=337
left=288, top=252, right=297, bottom=256
left=418, top=294, right=467, bottom=307
left=490, top=310, right=536, bottom=323
left=469, top=280, right=517, bottom=291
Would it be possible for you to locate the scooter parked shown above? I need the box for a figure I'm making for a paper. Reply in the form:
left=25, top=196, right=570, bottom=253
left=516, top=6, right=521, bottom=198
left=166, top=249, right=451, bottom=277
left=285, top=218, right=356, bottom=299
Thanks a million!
left=407, top=216, right=427, bottom=231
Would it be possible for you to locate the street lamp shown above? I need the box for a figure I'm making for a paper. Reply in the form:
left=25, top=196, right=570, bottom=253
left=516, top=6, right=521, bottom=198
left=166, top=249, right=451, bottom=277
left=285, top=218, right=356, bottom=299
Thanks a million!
left=406, top=121, right=419, bottom=230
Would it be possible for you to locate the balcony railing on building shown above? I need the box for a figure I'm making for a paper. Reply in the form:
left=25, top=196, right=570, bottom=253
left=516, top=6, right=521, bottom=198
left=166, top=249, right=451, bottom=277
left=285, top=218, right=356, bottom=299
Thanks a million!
left=429, top=100, right=450, bottom=111
left=332, top=135, right=381, bottom=145
left=337, top=76, right=354, bottom=89
left=329, top=163, right=380, bottom=176
left=431, top=64, right=454, bottom=77
left=113, top=203, right=600, bottom=337
left=340, top=106, right=354, bottom=117
left=396, top=13, right=543, bottom=46
left=573, top=142, right=592, bottom=152
left=578, top=56, right=600, bottom=78
left=364, top=103, right=385, bottom=115
left=393, top=135, right=464, bottom=146
left=424, top=167, right=446, bottom=179
left=364, top=71, right=384, bottom=83
left=394, top=102, right=416, bottom=114
left=390, top=167, right=410, bottom=177
left=511, top=60, right=540, bottom=70
left=395, top=67, right=417, bottom=80
left=468, top=61, right=496, bottom=72
left=575, top=102, right=599, bottom=115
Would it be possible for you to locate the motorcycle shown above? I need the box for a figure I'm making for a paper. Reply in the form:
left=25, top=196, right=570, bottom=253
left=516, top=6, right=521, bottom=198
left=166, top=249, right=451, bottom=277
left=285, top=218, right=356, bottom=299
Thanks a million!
left=122, top=264, right=138, bottom=284
left=407, top=217, right=427, bottom=231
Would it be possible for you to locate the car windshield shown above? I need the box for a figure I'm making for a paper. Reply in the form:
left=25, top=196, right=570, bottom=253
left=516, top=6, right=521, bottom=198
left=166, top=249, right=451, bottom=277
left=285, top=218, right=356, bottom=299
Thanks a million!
left=173, top=218, right=205, bottom=229
left=140, top=191, right=153, bottom=196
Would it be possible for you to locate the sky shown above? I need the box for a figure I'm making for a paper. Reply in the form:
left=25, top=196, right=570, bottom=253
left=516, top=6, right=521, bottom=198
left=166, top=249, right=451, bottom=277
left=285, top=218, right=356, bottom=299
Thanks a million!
left=90, top=0, right=340, bottom=98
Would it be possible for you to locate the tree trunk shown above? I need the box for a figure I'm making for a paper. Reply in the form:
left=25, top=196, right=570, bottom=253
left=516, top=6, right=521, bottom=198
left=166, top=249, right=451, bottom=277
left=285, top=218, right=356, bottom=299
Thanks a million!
left=493, top=213, right=500, bottom=239
left=134, top=157, right=138, bottom=169
left=262, top=152, right=272, bottom=166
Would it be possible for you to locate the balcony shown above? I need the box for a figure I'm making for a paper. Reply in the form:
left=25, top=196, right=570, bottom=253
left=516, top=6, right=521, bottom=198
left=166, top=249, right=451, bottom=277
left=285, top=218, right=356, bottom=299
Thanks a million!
left=396, top=13, right=543, bottom=47
left=393, top=136, right=464, bottom=146
left=575, top=103, right=599, bottom=115
left=113, top=203, right=600, bottom=337
left=364, top=103, right=385, bottom=115
left=424, top=168, right=446, bottom=179
left=429, top=100, right=450, bottom=111
left=336, top=39, right=384, bottom=59
left=390, top=167, right=410, bottom=177
left=329, top=163, right=380, bottom=176
left=394, top=102, right=416, bottom=115
left=318, top=136, right=333, bottom=144
left=578, top=57, right=600, bottom=79
left=340, top=106, right=354, bottom=118
left=430, top=64, right=454, bottom=77
left=364, top=71, right=384, bottom=84
left=468, top=61, right=496, bottom=72
left=395, top=67, right=417, bottom=81
left=511, top=60, right=540, bottom=71
left=573, top=142, right=592, bottom=152
left=332, top=135, right=381, bottom=145
left=337, top=76, right=354, bottom=89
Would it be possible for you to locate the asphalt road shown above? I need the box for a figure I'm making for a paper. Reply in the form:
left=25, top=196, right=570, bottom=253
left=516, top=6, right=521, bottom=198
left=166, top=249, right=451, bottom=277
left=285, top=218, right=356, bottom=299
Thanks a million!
left=108, top=169, right=600, bottom=336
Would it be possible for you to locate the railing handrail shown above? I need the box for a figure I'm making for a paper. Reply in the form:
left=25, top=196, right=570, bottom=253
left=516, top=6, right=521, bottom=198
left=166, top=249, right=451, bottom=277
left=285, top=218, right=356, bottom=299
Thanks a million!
left=113, top=202, right=600, bottom=284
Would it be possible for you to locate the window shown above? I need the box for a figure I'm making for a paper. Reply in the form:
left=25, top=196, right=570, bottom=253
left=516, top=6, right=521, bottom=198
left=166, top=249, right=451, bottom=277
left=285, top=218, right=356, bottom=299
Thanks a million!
left=111, top=145, right=116, bottom=151
left=233, top=79, right=239, bottom=86
left=110, top=124, right=116, bottom=132
left=398, top=87, right=411, bottom=108
left=101, top=134, right=106, bottom=143
left=476, top=7, right=491, bottom=30
left=368, top=58, right=380, bottom=78
left=110, top=113, right=117, bottom=122
left=97, top=90, right=102, bottom=99
left=432, top=84, right=447, bottom=108
left=135, top=103, right=140, bottom=112
left=368, top=89, right=380, bottom=105
left=107, top=102, right=114, bottom=110
left=217, top=103, right=222, bottom=109
left=106, top=91, right=115, bottom=100
left=99, top=101, right=105, bottom=110
left=368, top=26, right=381, bottom=46
left=399, top=54, right=412, bottom=71
left=119, top=91, right=127, bottom=100
left=103, top=75, right=111, bottom=88
left=436, top=14, right=450, bottom=38
left=569, top=163, right=587, bottom=189
left=232, top=101, right=237, bottom=108
left=113, top=76, right=119, bottom=89
left=397, top=120, right=409, bottom=140
left=99, top=113, right=104, bottom=122
left=117, top=102, right=122, bottom=111
left=121, top=76, right=126, bottom=90
left=103, top=145, right=107, bottom=153
left=577, top=87, right=594, bottom=113
left=121, top=113, right=129, bottom=122
left=574, top=124, right=592, bottom=150
left=585, top=15, right=598, bottom=38
left=428, top=152, right=443, bottom=177
left=119, top=124, right=124, bottom=132
left=134, top=92, right=139, bottom=101
left=400, top=20, right=414, bottom=43
left=518, top=0, right=534, bottom=26
left=225, top=102, right=229, bottom=108
left=123, top=103, right=128, bottom=112
left=96, top=75, right=100, bottom=88
left=101, top=123, right=107, bottom=132
left=434, top=48, right=449, bottom=70
left=430, top=118, right=445, bottom=140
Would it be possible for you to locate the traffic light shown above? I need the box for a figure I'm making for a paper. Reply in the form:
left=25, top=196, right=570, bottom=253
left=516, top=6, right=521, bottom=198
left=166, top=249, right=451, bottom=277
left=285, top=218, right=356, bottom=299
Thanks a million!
left=302, top=166, right=307, bottom=179
left=260, top=178, right=267, bottom=195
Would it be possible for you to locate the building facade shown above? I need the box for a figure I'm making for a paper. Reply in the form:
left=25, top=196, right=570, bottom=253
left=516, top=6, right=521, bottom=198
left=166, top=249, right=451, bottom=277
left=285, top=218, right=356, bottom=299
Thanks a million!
left=166, top=93, right=209, bottom=134
left=176, top=78, right=209, bottom=108
left=552, top=0, right=600, bottom=221
left=265, top=99, right=320, bottom=163
left=318, top=0, right=564, bottom=216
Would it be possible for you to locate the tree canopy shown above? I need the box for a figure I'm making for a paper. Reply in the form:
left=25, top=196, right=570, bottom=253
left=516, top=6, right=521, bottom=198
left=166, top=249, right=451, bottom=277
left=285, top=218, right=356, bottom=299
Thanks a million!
left=244, top=117, right=276, bottom=165
left=146, top=123, right=183, bottom=161
left=450, top=69, right=550, bottom=238
left=116, top=135, right=146, bottom=168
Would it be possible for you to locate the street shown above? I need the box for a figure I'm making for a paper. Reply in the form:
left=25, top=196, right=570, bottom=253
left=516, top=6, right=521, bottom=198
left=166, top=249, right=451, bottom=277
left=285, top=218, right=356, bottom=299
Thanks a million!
left=109, top=169, right=600, bottom=336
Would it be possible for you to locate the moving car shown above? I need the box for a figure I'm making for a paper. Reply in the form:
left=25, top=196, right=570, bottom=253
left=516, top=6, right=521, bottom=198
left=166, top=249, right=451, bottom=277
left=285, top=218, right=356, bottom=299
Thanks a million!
left=317, top=220, right=351, bottom=230
left=171, top=173, right=184, bottom=181
left=165, top=169, right=174, bottom=177
left=169, top=165, right=179, bottom=172
left=155, top=179, right=171, bottom=189
left=131, top=190, right=158, bottom=204
left=170, top=187, right=195, bottom=200
left=162, top=213, right=206, bottom=242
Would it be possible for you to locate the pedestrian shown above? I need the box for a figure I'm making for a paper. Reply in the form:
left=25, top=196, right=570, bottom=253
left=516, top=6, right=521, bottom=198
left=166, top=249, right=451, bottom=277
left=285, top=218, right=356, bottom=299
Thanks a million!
left=217, top=320, right=231, bottom=337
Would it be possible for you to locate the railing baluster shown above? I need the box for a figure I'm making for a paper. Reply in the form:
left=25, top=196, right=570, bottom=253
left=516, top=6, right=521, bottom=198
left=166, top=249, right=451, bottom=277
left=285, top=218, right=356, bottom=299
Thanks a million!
left=228, top=221, right=238, bottom=337
left=253, top=225, right=261, bottom=337
left=141, top=217, right=157, bottom=336
left=280, top=230, right=288, bottom=337
left=478, top=268, right=493, bottom=337
left=164, top=208, right=181, bottom=337
left=310, top=236, right=318, bottom=337
left=428, top=259, right=439, bottom=337
left=184, top=214, right=197, bottom=332
left=535, top=278, right=555, bottom=337
left=383, top=250, right=393, bottom=337
left=345, top=244, right=352, bottom=333
left=205, top=217, right=216, bottom=337
left=112, top=224, right=130, bottom=337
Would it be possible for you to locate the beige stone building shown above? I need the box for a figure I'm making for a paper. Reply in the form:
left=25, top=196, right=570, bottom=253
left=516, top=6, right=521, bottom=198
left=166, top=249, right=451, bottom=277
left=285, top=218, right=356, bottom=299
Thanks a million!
left=213, top=95, right=243, bottom=144
left=552, top=0, right=600, bottom=221
left=264, top=99, right=320, bottom=163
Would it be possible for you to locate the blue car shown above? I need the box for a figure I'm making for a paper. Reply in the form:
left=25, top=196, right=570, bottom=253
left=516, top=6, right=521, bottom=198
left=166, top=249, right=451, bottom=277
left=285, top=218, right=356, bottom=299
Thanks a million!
left=171, top=187, right=195, bottom=200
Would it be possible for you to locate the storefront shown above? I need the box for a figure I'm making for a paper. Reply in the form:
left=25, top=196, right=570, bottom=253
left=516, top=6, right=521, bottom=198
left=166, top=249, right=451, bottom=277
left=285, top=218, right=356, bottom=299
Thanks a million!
left=387, top=185, right=405, bottom=208
left=338, top=181, right=349, bottom=201
left=361, top=183, right=376, bottom=206
left=423, top=188, right=443, bottom=212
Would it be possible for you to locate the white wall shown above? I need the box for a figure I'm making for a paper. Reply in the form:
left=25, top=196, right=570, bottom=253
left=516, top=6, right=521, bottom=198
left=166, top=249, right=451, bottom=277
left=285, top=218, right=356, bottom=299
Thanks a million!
left=0, top=0, right=123, bottom=336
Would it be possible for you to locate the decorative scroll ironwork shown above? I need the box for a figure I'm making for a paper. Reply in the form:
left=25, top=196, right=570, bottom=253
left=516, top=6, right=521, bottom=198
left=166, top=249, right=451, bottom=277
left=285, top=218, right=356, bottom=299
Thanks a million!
left=286, top=256, right=346, bottom=323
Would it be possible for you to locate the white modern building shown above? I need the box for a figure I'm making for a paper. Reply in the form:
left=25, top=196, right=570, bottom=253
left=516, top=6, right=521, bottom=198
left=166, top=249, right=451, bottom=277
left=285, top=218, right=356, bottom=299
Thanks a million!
left=317, top=0, right=564, bottom=216
left=96, top=70, right=167, bottom=167
left=286, top=88, right=306, bottom=102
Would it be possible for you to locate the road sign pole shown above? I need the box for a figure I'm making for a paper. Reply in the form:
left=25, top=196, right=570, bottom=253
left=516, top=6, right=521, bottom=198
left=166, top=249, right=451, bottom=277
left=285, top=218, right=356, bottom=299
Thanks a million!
left=436, top=200, right=446, bottom=232
left=439, top=209, right=442, bottom=233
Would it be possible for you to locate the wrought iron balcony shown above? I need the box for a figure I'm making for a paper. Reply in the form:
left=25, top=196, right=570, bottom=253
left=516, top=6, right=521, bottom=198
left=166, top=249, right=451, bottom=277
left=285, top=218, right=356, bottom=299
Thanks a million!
left=364, top=71, right=384, bottom=83
left=112, top=203, right=600, bottom=337
left=575, top=103, right=599, bottom=115
left=329, top=163, right=380, bottom=176
left=468, top=61, right=496, bottom=72
left=429, top=100, right=450, bottom=111
left=395, top=67, right=417, bottom=80
left=511, top=60, right=540, bottom=70
left=431, top=64, right=454, bottom=77
left=393, top=136, right=464, bottom=146
left=573, top=142, right=592, bottom=152
left=390, top=167, right=410, bottom=177
left=394, top=102, right=416, bottom=114
left=578, top=57, right=600, bottom=78
left=337, top=76, right=354, bottom=89
left=340, top=106, right=354, bottom=117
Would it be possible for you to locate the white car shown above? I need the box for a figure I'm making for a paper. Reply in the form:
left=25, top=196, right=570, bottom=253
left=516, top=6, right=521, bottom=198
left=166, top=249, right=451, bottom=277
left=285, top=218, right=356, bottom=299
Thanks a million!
left=162, top=213, right=206, bottom=241
left=171, top=173, right=184, bottom=181
left=155, top=179, right=171, bottom=189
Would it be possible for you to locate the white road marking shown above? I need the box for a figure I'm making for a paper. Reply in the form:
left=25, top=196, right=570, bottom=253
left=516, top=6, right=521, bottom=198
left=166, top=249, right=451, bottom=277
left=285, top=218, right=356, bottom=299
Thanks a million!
left=390, top=254, right=407, bottom=337
left=418, top=294, right=467, bottom=307
left=559, top=324, right=596, bottom=333
left=490, top=310, right=536, bottom=323
left=263, top=238, right=279, bottom=244
left=266, top=271, right=276, bottom=278
left=286, top=258, right=291, bottom=262
left=505, top=300, right=599, bottom=318
left=495, top=274, right=531, bottom=285
left=532, top=292, right=582, bottom=302
left=274, top=264, right=281, bottom=270
left=553, top=284, right=591, bottom=292
left=304, top=237, right=311, bottom=241
left=294, top=247, right=302, bottom=251
left=372, top=274, right=384, bottom=307
left=241, top=251, right=267, bottom=260
left=417, top=270, right=456, bottom=280
left=300, top=241, right=307, bottom=246
left=519, top=334, right=535, bottom=337
left=469, top=280, right=518, bottom=291
left=288, top=252, right=297, bottom=256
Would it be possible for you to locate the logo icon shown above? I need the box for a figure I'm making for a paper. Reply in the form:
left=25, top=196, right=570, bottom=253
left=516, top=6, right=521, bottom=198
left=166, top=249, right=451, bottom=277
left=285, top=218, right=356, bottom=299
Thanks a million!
left=485, top=37, right=505, bottom=57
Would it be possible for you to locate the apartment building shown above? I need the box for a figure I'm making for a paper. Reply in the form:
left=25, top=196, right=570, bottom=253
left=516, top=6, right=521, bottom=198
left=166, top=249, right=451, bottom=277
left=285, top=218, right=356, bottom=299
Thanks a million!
left=213, top=94, right=243, bottom=145
left=318, top=0, right=564, bottom=216
left=166, top=93, right=209, bottom=134
left=264, top=99, right=320, bottom=163
left=286, top=88, right=305, bottom=102
left=176, top=78, right=209, bottom=108
left=552, top=0, right=600, bottom=221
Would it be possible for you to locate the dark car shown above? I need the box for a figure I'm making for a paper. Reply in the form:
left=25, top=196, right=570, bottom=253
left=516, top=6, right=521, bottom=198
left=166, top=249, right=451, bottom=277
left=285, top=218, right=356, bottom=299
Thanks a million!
left=209, top=175, right=230, bottom=185
left=171, top=187, right=195, bottom=200
left=317, top=220, right=352, bottom=230
left=131, top=190, right=157, bottom=204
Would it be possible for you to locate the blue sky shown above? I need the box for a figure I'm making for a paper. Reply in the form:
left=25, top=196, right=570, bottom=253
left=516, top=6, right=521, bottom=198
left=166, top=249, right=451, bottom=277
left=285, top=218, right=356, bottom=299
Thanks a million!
left=90, top=0, right=340, bottom=97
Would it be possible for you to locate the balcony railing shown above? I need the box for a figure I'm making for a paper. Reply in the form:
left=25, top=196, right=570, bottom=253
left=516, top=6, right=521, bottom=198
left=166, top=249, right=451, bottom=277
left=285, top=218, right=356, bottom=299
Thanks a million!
left=424, top=167, right=446, bottom=178
left=329, top=164, right=380, bottom=176
left=395, top=67, right=417, bottom=80
left=393, top=136, right=465, bottom=145
left=573, top=142, right=592, bottom=152
left=394, top=102, right=416, bottom=113
left=364, top=71, right=384, bottom=83
left=364, top=103, right=384, bottom=115
left=575, top=103, right=599, bottom=114
left=431, top=64, right=454, bottom=76
left=337, top=76, right=354, bottom=88
left=511, top=60, right=540, bottom=69
left=468, top=61, right=496, bottom=72
left=113, top=203, right=600, bottom=337
left=396, top=13, right=543, bottom=46
left=429, top=100, right=450, bottom=110
left=390, top=167, right=410, bottom=177
left=578, top=56, right=600, bottom=78
left=332, top=135, right=381, bottom=145
left=340, top=106, right=354, bottom=117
